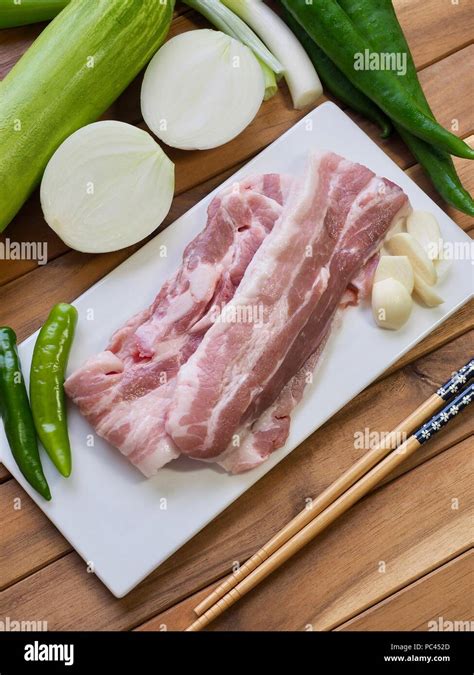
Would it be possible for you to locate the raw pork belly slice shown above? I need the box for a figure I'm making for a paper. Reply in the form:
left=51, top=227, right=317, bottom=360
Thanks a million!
left=166, top=151, right=410, bottom=465
left=214, top=284, right=366, bottom=474
left=65, top=175, right=291, bottom=476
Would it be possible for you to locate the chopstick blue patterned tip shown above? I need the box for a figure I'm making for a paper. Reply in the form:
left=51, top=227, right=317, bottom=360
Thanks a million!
left=415, top=383, right=474, bottom=444
left=436, top=358, right=474, bottom=401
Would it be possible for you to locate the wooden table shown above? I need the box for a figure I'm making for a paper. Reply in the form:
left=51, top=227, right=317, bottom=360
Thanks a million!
left=0, top=2, right=473, bottom=632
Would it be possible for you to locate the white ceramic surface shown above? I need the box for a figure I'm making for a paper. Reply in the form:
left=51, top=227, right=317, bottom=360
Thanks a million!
left=1, top=102, right=472, bottom=597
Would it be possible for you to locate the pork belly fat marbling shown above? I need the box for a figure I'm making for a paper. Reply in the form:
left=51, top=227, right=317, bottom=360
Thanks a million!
left=166, top=151, right=410, bottom=463
left=64, top=175, right=291, bottom=476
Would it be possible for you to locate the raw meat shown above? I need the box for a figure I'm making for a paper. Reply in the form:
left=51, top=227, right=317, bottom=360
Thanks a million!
left=65, top=175, right=291, bottom=476
left=166, top=152, right=409, bottom=464
left=66, top=151, right=410, bottom=477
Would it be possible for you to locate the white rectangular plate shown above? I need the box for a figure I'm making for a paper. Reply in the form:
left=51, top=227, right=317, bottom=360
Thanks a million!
left=1, top=102, right=472, bottom=597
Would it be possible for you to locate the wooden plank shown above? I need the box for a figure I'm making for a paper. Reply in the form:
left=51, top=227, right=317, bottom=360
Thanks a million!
left=0, top=464, right=10, bottom=483
left=301, top=438, right=473, bottom=632
left=419, top=45, right=474, bottom=139
left=0, top=23, right=45, bottom=79
left=0, top=333, right=471, bottom=627
left=336, top=550, right=474, bottom=631
left=381, top=302, right=473, bottom=380
left=139, top=540, right=474, bottom=632
left=136, top=437, right=473, bottom=631
left=136, top=579, right=222, bottom=632
left=0, top=479, right=66, bottom=590
left=397, top=0, right=474, bottom=69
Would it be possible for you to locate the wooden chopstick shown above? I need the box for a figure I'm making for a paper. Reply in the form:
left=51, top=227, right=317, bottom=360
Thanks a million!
left=194, top=358, right=474, bottom=618
left=187, top=363, right=473, bottom=631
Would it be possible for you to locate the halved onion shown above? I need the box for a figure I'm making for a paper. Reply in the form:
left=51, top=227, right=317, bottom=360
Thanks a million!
left=40, top=121, right=174, bottom=253
left=141, top=29, right=265, bottom=150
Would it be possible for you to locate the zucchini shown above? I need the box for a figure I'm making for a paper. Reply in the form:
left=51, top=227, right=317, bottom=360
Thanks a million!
left=0, top=0, right=69, bottom=28
left=0, top=0, right=175, bottom=231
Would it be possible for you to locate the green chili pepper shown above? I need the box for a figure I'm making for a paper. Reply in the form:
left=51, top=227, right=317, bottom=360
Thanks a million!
left=280, top=0, right=474, bottom=159
left=395, top=129, right=474, bottom=216
left=0, top=327, right=51, bottom=500
left=281, top=6, right=391, bottom=138
left=30, top=303, right=78, bottom=478
left=337, top=0, right=429, bottom=109
left=336, top=0, right=474, bottom=216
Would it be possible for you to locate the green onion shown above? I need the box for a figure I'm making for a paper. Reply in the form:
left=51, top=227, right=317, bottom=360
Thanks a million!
left=183, top=0, right=284, bottom=84
left=222, top=0, right=322, bottom=109
left=259, top=59, right=278, bottom=101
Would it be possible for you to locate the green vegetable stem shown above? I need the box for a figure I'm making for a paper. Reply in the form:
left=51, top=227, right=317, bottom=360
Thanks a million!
left=30, top=303, right=78, bottom=477
left=0, top=327, right=51, bottom=500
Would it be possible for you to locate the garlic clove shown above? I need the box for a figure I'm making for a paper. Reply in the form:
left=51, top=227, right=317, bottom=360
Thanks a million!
left=406, top=211, right=441, bottom=260
left=386, top=232, right=437, bottom=286
left=413, top=275, right=445, bottom=307
left=372, top=278, right=413, bottom=330
left=374, top=255, right=414, bottom=294
left=434, top=254, right=452, bottom=282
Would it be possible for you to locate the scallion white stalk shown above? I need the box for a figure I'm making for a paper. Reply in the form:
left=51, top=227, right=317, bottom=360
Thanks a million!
left=222, top=0, right=323, bottom=109
left=183, top=0, right=283, bottom=77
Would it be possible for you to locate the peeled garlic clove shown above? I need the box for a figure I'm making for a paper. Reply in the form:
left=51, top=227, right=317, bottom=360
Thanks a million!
left=387, top=233, right=437, bottom=286
left=434, top=255, right=452, bottom=282
left=374, top=255, right=414, bottom=293
left=413, top=274, right=445, bottom=307
left=372, top=278, right=413, bottom=330
left=380, top=216, right=406, bottom=256
left=406, top=211, right=441, bottom=260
